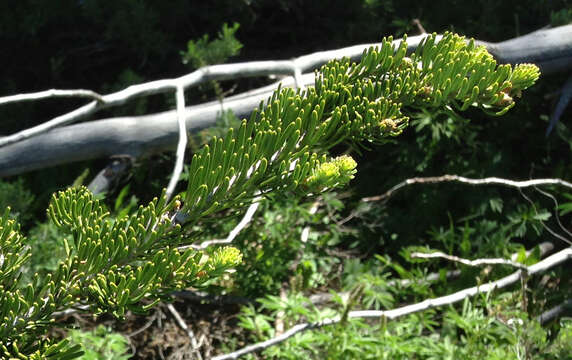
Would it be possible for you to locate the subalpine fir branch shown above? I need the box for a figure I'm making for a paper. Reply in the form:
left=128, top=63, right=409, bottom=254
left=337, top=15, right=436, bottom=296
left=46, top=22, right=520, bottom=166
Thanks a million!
left=0, top=32, right=539, bottom=359
left=179, top=33, right=539, bottom=225
left=0, top=188, right=242, bottom=358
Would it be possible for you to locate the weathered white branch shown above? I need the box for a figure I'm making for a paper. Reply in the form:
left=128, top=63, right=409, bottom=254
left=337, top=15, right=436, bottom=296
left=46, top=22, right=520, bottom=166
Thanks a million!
left=213, top=247, right=572, bottom=360
left=0, top=89, right=104, bottom=105
left=410, top=251, right=529, bottom=270
left=165, top=85, right=188, bottom=201
left=363, top=175, right=572, bottom=203
left=186, top=176, right=318, bottom=252
left=511, top=241, right=554, bottom=261
left=4, top=25, right=571, bottom=150
left=0, top=34, right=436, bottom=149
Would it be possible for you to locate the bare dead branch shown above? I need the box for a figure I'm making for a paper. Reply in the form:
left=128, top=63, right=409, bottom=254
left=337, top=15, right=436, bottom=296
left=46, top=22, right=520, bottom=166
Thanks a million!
left=0, top=89, right=104, bottom=105
left=126, top=312, right=158, bottom=338
left=165, top=85, right=189, bottom=201
left=410, top=251, right=529, bottom=270
left=411, top=19, right=427, bottom=35
left=167, top=303, right=203, bottom=360
left=87, top=155, right=134, bottom=194
left=511, top=241, right=555, bottom=261
left=363, top=175, right=572, bottom=203
left=6, top=25, right=570, bottom=150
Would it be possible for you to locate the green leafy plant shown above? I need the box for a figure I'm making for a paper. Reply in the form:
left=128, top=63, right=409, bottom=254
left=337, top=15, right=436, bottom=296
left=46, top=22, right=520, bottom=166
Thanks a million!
left=228, top=194, right=344, bottom=297
left=550, top=8, right=572, bottom=26
left=0, top=32, right=540, bottom=358
left=20, top=222, right=67, bottom=282
left=181, top=22, right=243, bottom=69
left=0, top=179, right=35, bottom=223
left=557, top=192, right=572, bottom=216
left=68, top=326, right=131, bottom=360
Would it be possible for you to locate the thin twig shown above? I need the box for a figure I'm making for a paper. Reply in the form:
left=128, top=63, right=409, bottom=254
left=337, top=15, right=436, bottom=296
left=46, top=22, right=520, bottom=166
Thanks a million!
left=126, top=312, right=157, bottom=338
left=363, top=175, right=572, bottom=203
left=166, top=303, right=203, bottom=360
left=293, top=65, right=305, bottom=92
left=410, top=251, right=529, bottom=270
left=411, top=19, right=427, bottom=35
left=165, top=85, right=188, bottom=201
left=0, top=89, right=104, bottom=105
left=533, top=186, right=572, bottom=242
left=518, top=186, right=572, bottom=246
left=212, top=248, right=572, bottom=360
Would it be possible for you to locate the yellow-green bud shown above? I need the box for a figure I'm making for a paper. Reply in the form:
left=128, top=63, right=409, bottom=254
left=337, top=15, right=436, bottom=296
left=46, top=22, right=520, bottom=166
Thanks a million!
left=306, top=155, right=357, bottom=191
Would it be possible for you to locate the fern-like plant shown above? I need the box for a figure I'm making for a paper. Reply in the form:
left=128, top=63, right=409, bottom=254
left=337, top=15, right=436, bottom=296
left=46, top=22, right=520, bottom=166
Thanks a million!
left=0, top=33, right=539, bottom=359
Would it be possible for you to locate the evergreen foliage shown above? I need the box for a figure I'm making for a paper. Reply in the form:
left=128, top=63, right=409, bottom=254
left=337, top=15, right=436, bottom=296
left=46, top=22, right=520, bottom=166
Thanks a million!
left=179, top=33, right=538, bottom=225
left=0, top=33, right=540, bottom=358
